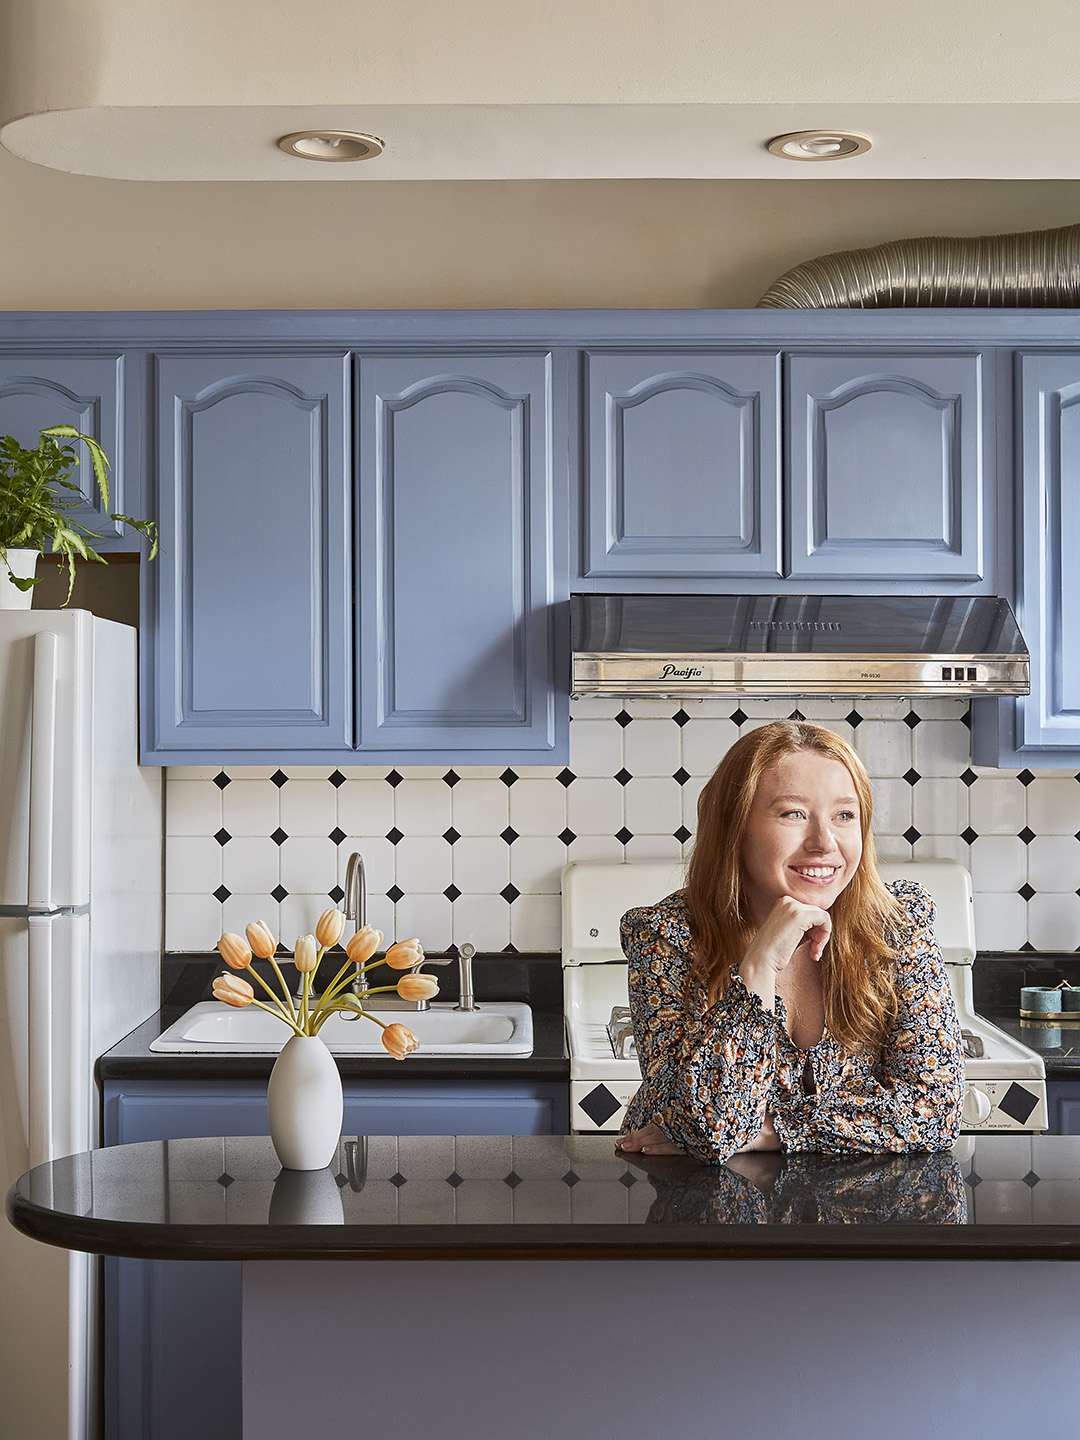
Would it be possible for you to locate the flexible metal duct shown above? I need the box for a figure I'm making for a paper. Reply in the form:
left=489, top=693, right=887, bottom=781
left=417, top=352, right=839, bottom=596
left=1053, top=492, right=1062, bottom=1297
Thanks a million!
left=756, top=221, right=1080, bottom=308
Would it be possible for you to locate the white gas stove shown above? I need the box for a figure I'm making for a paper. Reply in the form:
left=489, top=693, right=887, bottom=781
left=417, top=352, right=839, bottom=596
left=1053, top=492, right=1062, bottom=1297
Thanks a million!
left=562, top=859, right=1047, bottom=1135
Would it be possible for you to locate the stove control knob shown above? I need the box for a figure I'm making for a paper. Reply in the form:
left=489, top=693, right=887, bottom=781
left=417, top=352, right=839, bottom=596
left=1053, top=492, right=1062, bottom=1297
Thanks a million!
left=962, top=1085, right=993, bottom=1125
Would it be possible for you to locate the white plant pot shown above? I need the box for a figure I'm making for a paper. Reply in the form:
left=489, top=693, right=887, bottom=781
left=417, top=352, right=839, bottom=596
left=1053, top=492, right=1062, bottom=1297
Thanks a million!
left=0, top=548, right=39, bottom=609
left=266, top=1034, right=344, bottom=1171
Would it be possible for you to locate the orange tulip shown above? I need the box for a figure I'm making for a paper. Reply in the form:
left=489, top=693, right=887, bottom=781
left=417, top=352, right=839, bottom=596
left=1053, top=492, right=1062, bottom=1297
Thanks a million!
left=315, top=907, right=346, bottom=948
left=246, top=920, right=277, bottom=959
left=293, top=934, right=318, bottom=973
left=384, top=938, right=424, bottom=971
left=217, top=933, right=252, bottom=970
left=346, top=926, right=382, bottom=965
left=396, top=973, right=439, bottom=1002
left=381, top=1023, right=420, bottom=1059
left=213, top=973, right=254, bottom=1008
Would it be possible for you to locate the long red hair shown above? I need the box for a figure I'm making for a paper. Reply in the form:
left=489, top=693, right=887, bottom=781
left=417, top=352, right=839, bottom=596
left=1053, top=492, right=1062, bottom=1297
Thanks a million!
left=684, top=720, right=901, bottom=1056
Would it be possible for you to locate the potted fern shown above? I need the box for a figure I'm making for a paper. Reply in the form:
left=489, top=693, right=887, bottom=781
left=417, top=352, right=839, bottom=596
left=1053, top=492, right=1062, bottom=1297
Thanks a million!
left=0, top=424, right=157, bottom=607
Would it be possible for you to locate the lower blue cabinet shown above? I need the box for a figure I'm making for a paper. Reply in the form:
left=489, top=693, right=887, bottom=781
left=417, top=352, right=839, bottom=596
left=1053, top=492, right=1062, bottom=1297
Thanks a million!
left=102, top=1076, right=568, bottom=1440
left=1046, top=1080, right=1080, bottom=1136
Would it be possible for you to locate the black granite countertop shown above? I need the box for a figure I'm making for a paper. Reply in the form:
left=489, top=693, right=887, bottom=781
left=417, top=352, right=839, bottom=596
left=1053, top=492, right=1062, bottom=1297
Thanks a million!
left=99, top=953, right=569, bottom=1082
left=9, top=1134, right=1080, bottom=1261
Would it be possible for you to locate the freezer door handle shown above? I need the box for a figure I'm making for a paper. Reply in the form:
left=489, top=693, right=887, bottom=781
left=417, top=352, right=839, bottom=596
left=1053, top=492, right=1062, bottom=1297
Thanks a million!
left=27, top=915, right=54, bottom=1169
left=28, top=630, right=58, bottom=913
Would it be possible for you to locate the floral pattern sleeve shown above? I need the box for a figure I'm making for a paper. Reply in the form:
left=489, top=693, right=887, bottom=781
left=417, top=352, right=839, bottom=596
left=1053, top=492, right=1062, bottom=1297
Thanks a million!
left=619, top=881, right=965, bottom=1164
left=620, top=895, right=784, bottom=1163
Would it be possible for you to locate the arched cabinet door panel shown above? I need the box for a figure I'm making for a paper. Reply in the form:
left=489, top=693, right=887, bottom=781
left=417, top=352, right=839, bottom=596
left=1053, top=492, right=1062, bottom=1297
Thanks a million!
left=149, top=353, right=351, bottom=756
left=582, top=352, right=781, bottom=579
left=786, top=353, right=987, bottom=582
left=0, top=353, right=133, bottom=544
left=358, top=353, right=567, bottom=757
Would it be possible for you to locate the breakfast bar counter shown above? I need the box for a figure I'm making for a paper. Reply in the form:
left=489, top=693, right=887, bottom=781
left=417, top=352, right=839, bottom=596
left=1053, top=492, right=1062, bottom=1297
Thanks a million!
left=10, top=1136, right=1080, bottom=1440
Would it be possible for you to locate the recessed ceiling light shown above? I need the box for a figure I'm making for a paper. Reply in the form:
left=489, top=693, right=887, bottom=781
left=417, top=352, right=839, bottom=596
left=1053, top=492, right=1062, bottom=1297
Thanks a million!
left=766, top=131, right=871, bottom=162
left=277, top=130, right=384, bottom=162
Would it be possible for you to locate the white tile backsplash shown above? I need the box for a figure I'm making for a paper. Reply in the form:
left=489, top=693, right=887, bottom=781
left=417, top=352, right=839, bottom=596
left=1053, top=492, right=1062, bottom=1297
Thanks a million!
left=164, top=700, right=1080, bottom=953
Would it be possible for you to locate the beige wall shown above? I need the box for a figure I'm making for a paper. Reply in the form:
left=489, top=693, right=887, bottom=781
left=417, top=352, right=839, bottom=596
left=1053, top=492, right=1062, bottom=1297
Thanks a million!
left=3, top=147, right=1080, bottom=309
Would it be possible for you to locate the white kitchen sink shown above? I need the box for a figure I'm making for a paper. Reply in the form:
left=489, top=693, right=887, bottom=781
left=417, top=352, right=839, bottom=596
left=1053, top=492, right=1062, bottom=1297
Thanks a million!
left=149, top=1000, right=533, bottom=1056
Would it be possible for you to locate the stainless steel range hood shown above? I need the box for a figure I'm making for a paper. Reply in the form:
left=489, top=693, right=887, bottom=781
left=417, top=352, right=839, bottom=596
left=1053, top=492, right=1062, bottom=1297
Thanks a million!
left=571, top=595, right=1030, bottom=699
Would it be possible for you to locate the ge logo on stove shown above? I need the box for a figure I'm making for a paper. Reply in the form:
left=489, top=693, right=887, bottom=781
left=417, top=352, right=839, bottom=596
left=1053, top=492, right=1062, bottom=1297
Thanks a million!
left=590, top=928, right=599, bottom=937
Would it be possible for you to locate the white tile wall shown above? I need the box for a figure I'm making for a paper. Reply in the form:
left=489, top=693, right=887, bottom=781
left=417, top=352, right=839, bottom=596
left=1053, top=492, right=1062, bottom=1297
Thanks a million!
left=164, top=699, right=1080, bottom=954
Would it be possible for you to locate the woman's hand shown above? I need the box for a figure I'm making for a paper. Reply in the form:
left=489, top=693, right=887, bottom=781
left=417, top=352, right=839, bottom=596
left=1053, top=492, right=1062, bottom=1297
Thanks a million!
left=614, top=1123, right=686, bottom=1156
left=738, top=896, right=830, bottom=1009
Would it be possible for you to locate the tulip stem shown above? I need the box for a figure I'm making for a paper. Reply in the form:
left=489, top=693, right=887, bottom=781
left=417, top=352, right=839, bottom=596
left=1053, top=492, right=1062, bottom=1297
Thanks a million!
left=311, top=957, right=383, bottom=1017
left=247, top=996, right=304, bottom=1036
left=265, top=955, right=298, bottom=1022
left=246, top=962, right=297, bottom=1020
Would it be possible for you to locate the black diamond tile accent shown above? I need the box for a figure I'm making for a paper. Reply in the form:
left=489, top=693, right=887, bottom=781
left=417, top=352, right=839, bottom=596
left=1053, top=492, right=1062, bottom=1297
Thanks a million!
left=444, top=884, right=461, bottom=902
left=500, top=767, right=519, bottom=787
left=213, top=771, right=231, bottom=790
left=334, top=1171, right=348, bottom=1189
left=615, top=827, right=634, bottom=845
left=730, top=707, right=747, bottom=727
left=502, top=943, right=519, bottom=954
left=442, top=769, right=460, bottom=787
left=386, top=769, right=403, bottom=788
left=328, top=769, right=347, bottom=788
left=1022, top=1170, right=1040, bottom=1188
left=387, top=885, right=404, bottom=904
left=213, top=885, right=231, bottom=903
left=214, top=827, right=231, bottom=846
left=1020, top=941, right=1037, bottom=953
left=997, top=1083, right=1039, bottom=1126
left=500, top=826, right=519, bottom=845
left=903, top=712, right=921, bottom=729
left=270, top=884, right=289, bottom=903
left=618, top=1171, right=638, bottom=1189
left=960, top=826, right=978, bottom=845
left=503, top=1171, right=522, bottom=1189
left=389, top=1172, right=407, bottom=1188
left=614, top=768, right=632, bottom=786
left=1017, top=769, right=1035, bottom=787
left=217, top=1172, right=235, bottom=1189
left=960, top=709, right=971, bottom=729
left=329, top=885, right=344, bottom=904
left=966, top=1170, right=982, bottom=1189
left=846, top=709, right=863, bottom=729
left=903, top=768, right=921, bottom=787
left=386, top=827, right=404, bottom=845
left=614, top=710, right=633, bottom=728
left=960, top=768, right=978, bottom=788
left=1018, top=883, right=1036, bottom=901
left=675, top=825, right=692, bottom=844
left=271, top=827, right=288, bottom=846
left=327, top=827, right=345, bottom=847
left=443, top=827, right=461, bottom=845
left=501, top=883, right=520, bottom=903
left=559, top=828, right=576, bottom=846
left=672, top=709, right=690, bottom=728
left=578, top=1084, right=621, bottom=1127
left=446, top=1171, right=464, bottom=1188
left=1018, top=827, right=1035, bottom=845
left=673, top=767, right=690, bottom=785
left=270, top=769, right=289, bottom=788
left=903, top=826, right=921, bottom=844
left=789, top=708, right=806, bottom=721
left=561, top=1170, right=580, bottom=1187
left=557, top=768, right=576, bottom=787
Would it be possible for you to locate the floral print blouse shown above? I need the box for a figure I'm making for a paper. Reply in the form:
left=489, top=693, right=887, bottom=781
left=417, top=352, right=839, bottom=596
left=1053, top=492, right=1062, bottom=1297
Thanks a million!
left=620, top=880, right=965, bottom=1163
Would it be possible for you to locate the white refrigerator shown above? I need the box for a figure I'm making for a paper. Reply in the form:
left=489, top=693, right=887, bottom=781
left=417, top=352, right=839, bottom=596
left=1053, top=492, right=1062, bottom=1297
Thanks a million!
left=0, top=611, right=161, bottom=1440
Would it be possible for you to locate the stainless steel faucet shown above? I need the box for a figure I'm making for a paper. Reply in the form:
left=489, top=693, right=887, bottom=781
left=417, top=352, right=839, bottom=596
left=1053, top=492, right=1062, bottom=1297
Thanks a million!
left=408, top=956, right=452, bottom=1010
left=343, top=851, right=366, bottom=993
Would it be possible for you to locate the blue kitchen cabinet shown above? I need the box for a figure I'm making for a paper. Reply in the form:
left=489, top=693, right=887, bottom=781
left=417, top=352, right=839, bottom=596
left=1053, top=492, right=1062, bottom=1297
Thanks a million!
left=356, top=352, right=568, bottom=758
left=972, top=352, right=1080, bottom=767
left=0, top=351, right=141, bottom=546
left=580, top=351, right=782, bottom=580
left=103, top=1074, right=568, bottom=1440
left=785, top=352, right=990, bottom=583
left=1046, top=1081, right=1080, bottom=1136
left=146, top=352, right=353, bottom=758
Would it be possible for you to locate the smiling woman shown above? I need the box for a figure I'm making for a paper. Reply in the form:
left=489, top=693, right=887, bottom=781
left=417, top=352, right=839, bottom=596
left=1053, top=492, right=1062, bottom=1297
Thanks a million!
left=615, top=720, right=965, bottom=1163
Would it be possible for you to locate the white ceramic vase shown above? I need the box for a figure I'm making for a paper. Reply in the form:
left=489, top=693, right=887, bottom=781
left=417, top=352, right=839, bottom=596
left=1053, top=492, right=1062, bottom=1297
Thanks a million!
left=266, top=1034, right=344, bottom=1171
left=0, top=549, right=39, bottom=609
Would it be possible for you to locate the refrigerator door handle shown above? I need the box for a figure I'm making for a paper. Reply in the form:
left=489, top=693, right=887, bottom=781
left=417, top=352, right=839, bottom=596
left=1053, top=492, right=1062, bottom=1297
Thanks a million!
left=28, top=630, right=59, bottom=913
left=27, top=915, right=54, bottom=1169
